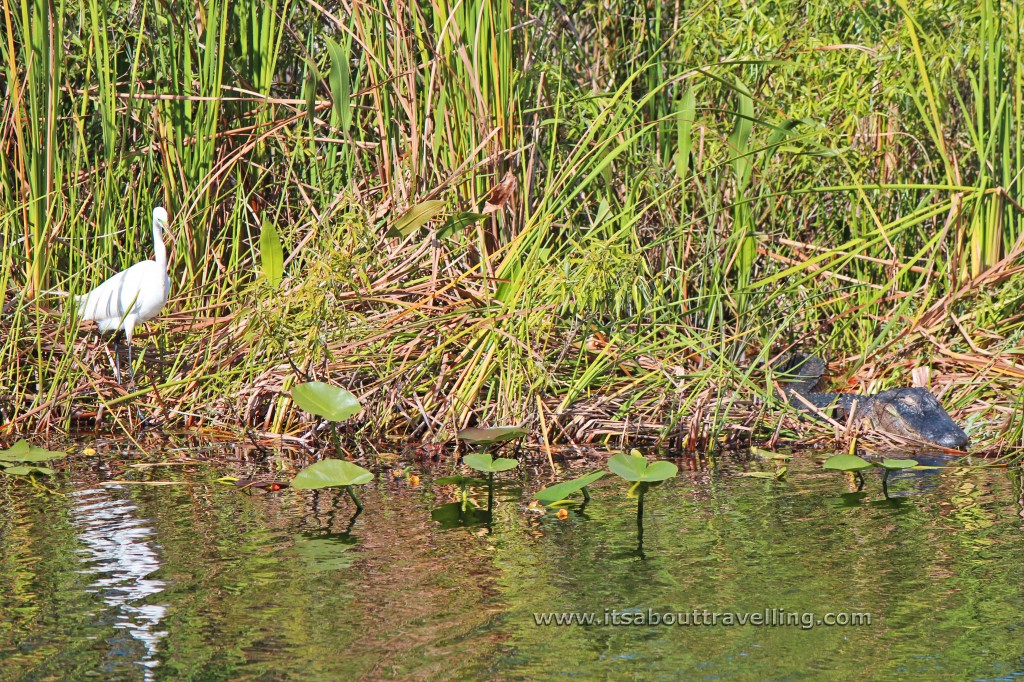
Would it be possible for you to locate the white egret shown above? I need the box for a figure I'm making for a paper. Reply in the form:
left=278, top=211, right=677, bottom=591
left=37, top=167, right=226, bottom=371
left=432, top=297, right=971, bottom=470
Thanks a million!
left=77, top=206, right=171, bottom=381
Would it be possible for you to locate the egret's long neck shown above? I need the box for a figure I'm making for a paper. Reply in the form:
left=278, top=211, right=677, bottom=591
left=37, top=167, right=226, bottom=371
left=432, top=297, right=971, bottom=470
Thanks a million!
left=153, top=220, right=167, bottom=271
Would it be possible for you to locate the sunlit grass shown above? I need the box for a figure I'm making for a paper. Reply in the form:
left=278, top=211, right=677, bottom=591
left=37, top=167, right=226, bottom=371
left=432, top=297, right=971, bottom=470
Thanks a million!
left=1, top=0, right=1023, bottom=456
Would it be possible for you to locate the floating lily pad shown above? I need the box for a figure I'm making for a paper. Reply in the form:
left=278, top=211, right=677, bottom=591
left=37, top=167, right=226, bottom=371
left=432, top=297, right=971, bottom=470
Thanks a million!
left=291, top=382, right=361, bottom=422
left=880, top=458, right=919, bottom=470
left=1, top=440, right=29, bottom=458
left=534, top=471, right=606, bottom=505
left=608, top=450, right=678, bottom=483
left=457, top=425, right=528, bottom=445
left=463, top=453, right=519, bottom=473
left=822, top=454, right=873, bottom=472
left=2, top=465, right=55, bottom=477
left=292, top=459, right=373, bottom=490
left=0, top=439, right=65, bottom=462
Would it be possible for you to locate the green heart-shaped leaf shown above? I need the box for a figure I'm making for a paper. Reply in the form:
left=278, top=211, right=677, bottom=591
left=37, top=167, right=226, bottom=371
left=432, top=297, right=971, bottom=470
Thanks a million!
left=292, top=459, right=374, bottom=489
left=291, top=382, right=361, bottom=422
left=2, top=465, right=55, bottom=476
left=880, top=458, right=918, bottom=470
left=534, top=471, right=605, bottom=505
left=463, top=453, right=519, bottom=473
left=608, top=451, right=678, bottom=482
left=822, top=454, right=873, bottom=472
left=0, top=440, right=66, bottom=462
left=4, top=440, right=30, bottom=457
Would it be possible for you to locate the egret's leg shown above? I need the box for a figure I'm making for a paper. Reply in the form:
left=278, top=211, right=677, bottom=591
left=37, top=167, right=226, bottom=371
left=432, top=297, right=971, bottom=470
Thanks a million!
left=125, top=324, right=135, bottom=384
left=112, top=335, right=123, bottom=384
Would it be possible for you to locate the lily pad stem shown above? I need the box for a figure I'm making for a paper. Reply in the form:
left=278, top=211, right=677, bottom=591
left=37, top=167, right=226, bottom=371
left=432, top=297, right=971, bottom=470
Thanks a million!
left=345, top=485, right=363, bottom=511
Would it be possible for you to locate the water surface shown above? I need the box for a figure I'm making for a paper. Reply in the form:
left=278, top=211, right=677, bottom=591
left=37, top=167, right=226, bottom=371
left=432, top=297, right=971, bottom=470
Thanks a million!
left=2, top=447, right=1023, bottom=680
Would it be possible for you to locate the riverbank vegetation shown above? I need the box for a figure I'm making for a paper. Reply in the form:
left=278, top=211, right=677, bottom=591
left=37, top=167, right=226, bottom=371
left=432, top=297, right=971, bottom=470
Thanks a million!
left=2, top=0, right=1023, bottom=454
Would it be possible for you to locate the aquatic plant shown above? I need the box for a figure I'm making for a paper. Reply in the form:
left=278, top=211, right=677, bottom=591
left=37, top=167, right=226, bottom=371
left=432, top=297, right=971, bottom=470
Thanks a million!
left=534, top=471, right=607, bottom=507
left=431, top=475, right=492, bottom=527
left=823, top=454, right=919, bottom=495
left=607, top=450, right=678, bottom=555
left=291, top=459, right=374, bottom=511
left=290, top=382, right=361, bottom=454
left=0, top=440, right=65, bottom=478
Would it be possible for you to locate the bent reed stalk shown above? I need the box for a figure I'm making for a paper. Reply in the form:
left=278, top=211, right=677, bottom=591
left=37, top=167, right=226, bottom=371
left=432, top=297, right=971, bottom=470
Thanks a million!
left=1, top=0, right=1024, bottom=456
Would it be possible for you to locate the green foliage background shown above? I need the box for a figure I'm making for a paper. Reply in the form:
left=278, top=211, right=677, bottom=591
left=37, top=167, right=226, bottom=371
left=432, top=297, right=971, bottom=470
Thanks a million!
left=1, top=0, right=1022, bottom=450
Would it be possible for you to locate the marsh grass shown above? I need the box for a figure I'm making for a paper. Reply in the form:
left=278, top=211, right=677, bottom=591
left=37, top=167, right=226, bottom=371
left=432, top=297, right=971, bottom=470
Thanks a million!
left=2, top=0, right=1024, bottom=456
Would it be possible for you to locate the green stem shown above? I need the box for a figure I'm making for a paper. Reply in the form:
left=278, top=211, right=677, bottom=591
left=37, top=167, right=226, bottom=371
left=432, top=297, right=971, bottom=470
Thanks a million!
left=345, top=485, right=363, bottom=511
left=331, top=422, right=343, bottom=457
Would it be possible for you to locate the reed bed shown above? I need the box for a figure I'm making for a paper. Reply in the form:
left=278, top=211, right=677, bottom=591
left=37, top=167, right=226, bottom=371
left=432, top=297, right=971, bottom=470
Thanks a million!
left=2, top=0, right=1024, bottom=456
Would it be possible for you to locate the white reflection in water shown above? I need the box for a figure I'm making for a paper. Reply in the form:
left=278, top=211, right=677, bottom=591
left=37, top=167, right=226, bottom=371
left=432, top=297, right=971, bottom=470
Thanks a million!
left=72, top=487, right=168, bottom=680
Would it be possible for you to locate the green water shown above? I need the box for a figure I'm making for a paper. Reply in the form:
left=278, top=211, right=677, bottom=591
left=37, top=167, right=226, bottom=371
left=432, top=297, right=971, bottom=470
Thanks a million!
left=2, top=449, right=1024, bottom=681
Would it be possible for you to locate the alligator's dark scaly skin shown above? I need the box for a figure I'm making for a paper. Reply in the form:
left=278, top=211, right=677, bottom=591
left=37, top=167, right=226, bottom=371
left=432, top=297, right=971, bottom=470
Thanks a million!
left=779, top=354, right=969, bottom=450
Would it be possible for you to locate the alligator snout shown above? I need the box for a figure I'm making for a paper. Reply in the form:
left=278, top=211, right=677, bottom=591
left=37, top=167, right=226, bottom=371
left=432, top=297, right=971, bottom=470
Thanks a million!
left=869, top=388, right=968, bottom=450
left=932, top=428, right=970, bottom=450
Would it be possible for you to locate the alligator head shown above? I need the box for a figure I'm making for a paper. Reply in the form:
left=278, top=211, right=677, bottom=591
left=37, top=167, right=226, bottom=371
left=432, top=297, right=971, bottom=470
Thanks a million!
left=859, top=387, right=969, bottom=450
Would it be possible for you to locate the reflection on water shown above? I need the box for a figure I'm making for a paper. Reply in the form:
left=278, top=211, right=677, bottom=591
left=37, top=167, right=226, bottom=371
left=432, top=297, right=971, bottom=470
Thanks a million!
left=1, top=451, right=1024, bottom=680
left=71, top=487, right=168, bottom=680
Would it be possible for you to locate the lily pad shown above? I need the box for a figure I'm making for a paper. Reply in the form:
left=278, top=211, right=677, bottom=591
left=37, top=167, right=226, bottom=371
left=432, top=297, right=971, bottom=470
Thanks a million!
left=0, top=440, right=65, bottom=462
left=822, top=454, right=873, bottom=472
left=463, top=453, right=519, bottom=473
left=291, top=382, right=361, bottom=422
left=457, top=425, right=528, bottom=445
left=880, top=458, right=919, bottom=470
left=534, top=471, right=606, bottom=505
left=608, top=450, right=678, bottom=483
left=292, top=459, right=374, bottom=490
left=2, top=465, right=55, bottom=477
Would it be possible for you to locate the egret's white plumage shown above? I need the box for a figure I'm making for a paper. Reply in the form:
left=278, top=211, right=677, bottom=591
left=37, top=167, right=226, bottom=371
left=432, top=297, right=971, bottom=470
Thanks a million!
left=77, top=207, right=170, bottom=379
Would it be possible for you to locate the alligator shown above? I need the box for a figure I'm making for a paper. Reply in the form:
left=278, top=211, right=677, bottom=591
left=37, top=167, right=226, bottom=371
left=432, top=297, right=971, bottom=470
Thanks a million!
left=777, top=354, right=969, bottom=450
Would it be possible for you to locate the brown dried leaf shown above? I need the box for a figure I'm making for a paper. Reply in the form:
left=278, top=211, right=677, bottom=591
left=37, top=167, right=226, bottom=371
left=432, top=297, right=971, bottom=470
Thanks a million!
left=482, top=171, right=517, bottom=215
